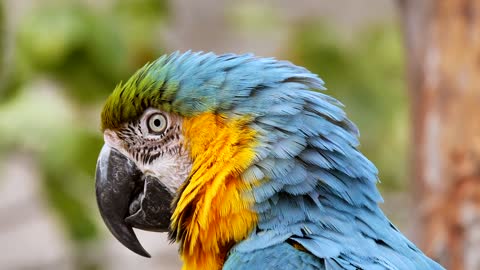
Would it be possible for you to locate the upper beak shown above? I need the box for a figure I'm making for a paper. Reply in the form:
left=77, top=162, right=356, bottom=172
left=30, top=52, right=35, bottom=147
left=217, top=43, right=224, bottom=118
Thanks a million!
left=95, top=144, right=173, bottom=258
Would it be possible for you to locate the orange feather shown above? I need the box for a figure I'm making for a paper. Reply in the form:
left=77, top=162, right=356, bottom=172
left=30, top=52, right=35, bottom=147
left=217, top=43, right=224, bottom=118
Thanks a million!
left=172, top=113, right=259, bottom=269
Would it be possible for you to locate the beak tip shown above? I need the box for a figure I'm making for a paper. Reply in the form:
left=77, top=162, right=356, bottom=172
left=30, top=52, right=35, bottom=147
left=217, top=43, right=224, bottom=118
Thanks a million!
left=134, top=246, right=151, bottom=258
left=125, top=228, right=151, bottom=258
left=119, top=227, right=151, bottom=258
left=102, top=216, right=152, bottom=258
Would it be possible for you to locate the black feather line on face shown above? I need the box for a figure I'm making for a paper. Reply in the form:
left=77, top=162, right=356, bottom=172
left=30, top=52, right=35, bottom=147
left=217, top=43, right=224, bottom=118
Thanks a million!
left=167, top=174, right=194, bottom=245
left=117, top=120, right=182, bottom=166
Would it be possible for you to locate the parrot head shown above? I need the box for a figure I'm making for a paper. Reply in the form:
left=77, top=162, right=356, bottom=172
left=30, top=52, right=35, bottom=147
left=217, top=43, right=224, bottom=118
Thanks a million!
left=96, top=52, right=408, bottom=269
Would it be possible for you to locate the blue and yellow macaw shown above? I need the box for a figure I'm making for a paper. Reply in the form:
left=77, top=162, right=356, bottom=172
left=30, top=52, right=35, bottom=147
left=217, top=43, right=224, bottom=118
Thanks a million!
left=95, top=52, right=444, bottom=269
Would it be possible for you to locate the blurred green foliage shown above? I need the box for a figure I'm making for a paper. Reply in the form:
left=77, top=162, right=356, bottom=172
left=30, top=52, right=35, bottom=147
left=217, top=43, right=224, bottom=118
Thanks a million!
left=287, top=21, right=408, bottom=190
left=0, top=3, right=3, bottom=76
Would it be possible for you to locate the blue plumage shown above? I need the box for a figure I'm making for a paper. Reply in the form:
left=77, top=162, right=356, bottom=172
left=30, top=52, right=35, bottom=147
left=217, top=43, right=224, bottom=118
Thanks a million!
left=126, top=52, right=444, bottom=269
left=177, top=52, right=443, bottom=270
left=224, top=242, right=325, bottom=270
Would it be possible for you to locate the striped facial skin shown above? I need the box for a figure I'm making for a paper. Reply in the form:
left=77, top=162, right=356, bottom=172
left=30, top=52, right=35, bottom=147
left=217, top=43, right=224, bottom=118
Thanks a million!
left=103, top=108, right=192, bottom=193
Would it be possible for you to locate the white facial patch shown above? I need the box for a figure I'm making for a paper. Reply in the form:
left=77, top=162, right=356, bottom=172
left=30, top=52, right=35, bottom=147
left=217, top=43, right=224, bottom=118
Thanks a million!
left=138, top=143, right=191, bottom=193
left=103, top=109, right=192, bottom=193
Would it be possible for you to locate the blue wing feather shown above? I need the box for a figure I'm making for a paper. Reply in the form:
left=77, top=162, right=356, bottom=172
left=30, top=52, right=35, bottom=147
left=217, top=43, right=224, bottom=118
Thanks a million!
left=224, top=242, right=325, bottom=270
left=139, top=52, right=444, bottom=269
left=227, top=54, right=443, bottom=269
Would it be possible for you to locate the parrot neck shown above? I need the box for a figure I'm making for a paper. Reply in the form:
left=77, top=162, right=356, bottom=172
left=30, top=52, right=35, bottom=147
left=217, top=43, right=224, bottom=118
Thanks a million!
left=170, top=113, right=259, bottom=270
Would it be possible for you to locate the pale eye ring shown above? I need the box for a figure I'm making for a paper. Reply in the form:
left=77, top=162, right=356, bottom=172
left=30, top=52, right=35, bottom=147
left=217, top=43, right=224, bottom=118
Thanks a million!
left=147, top=113, right=168, bottom=134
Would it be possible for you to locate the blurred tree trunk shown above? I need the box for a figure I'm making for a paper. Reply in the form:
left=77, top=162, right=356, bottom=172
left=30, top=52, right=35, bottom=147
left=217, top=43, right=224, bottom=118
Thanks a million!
left=398, top=1, right=480, bottom=269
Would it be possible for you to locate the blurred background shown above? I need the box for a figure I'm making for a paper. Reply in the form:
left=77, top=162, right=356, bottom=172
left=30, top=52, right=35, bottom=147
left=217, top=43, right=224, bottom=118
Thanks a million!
left=0, top=0, right=477, bottom=270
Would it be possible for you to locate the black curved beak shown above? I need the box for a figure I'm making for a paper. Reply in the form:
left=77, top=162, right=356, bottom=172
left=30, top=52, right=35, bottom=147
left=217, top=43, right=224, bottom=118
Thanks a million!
left=95, top=144, right=173, bottom=258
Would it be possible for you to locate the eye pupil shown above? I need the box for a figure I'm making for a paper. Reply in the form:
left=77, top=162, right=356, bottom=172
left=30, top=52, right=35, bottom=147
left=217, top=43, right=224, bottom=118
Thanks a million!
left=147, top=113, right=167, bottom=134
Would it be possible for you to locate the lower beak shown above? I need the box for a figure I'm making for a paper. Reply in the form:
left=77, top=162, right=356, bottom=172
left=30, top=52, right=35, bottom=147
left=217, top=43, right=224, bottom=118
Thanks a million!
left=95, top=144, right=173, bottom=258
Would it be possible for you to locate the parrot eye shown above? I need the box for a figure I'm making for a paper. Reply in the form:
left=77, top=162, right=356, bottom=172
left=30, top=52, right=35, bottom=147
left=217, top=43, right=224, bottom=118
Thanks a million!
left=147, top=113, right=168, bottom=134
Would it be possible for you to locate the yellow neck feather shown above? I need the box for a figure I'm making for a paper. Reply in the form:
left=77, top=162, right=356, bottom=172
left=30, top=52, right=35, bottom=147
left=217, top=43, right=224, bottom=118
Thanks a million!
left=172, top=113, right=258, bottom=270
